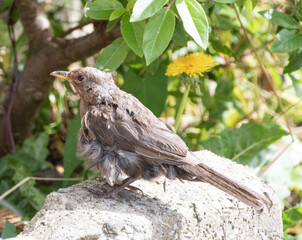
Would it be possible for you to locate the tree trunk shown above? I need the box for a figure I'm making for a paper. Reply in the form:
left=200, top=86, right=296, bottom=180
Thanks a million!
left=0, top=0, right=121, bottom=157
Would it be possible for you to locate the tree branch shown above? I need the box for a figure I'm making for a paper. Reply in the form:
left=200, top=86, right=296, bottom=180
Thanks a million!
left=61, top=22, right=121, bottom=63
left=15, top=0, right=53, bottom=51
left=5, top=0, right=19, bottom=154
left=0, top=18, right=121, bottom=156
left=60, top=19, right=94, bottom=38
left=1, top=1, right=121, bottom=157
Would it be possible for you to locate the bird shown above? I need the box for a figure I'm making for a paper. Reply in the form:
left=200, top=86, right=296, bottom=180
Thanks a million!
left=51, top=67, right=269, bottom=210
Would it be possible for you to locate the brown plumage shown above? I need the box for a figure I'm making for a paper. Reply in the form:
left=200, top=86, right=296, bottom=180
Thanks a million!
left=51, top=67, right=269, bottom=210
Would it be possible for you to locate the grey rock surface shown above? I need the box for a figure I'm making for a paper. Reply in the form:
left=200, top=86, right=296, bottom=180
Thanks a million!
left=12, top=150, right=283, bottom=240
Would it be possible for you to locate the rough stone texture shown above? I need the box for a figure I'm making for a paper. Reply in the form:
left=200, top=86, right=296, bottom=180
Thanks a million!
left=12, top=150, right=283, bottom=240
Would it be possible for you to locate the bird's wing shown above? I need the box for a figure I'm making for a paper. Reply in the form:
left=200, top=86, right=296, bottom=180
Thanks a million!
left=84, top=95, right=188, bottom=163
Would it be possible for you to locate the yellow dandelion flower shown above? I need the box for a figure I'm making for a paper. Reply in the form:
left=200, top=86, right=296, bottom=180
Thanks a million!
left=165, top=52, right=218, bottom=77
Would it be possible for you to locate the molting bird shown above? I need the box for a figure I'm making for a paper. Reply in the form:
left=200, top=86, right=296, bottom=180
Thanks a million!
left=51, top=67, right=269, bottom=210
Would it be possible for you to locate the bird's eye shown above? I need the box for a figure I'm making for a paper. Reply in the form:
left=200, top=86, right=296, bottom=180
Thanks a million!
left=78, top=75, right=84, bottom=81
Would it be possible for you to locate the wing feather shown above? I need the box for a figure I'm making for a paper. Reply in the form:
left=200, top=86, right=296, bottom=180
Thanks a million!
left=85, top=97, right=188, bottom=163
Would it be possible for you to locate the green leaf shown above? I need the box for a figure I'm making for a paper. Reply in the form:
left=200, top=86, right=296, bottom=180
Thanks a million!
left=0, top=155, right=11, bottom=178
left=284, top=50, right=302, bottom=73
left=176, top=0, right=209, bottom=49
left=13, top=132, right=50, bottom=173
left=109, top=8, right=126, bottom=21
left=235, top=0, right=245, bottom=8
left=200, top=122, right=288, bottom=166
left=217, top=15, right=234, bottom=31
left=0, top=0, right=14, bottom=11
left=64, top=113, right=82, bottom=178
left=214, top=0, right=236, bottom=3
left=244, top=0, right=253, bottom=13
left=123, top=67, right=168, bottom=116
left=0, top=157, right=37, bottom=218
left=143, top=8, right=175, bottom=65
left=130, top=0, right=169, bottom=22
left=0, top=155, right=37, bottom=218
left=95, top=38, right=130, bottom=70
left=127, top=0, right=136, bottom=10
left=21, top=132, right=49, bottom=163
left=106, top=18, right=120, bottom=32
left=1, top=220, right=17, bottom=238
left=198, top=77, right=235, bottom=129
left=296, top=0, right=302, bottom=21
left=172, top=18, right=187, bottom=46
left=49, top=17, right=65, bottom=36
left=252, top=0, right=258, bottom=8
left=283, top=233, right=302, bottom=240
left=8, top=157, right=45, bottom=211
left=290, top=165, right=302, bottom=189
left=259, top=9, right=300, bottom=29
left=0, top=19, right=10, bottom=46
left=86, top=0, right=123, bottom=20
left=271, top=29, right=302, bottom=53
left=121, top=12, right=145, bottom=57
left=268, top=64, right=282, bottom=87
left=289, top=74, right=302, bottom=98
left=211, top=38, right=235, bottom=57
left=144, top=57, right=161, bottom=75
left=282, top=205, right=302, bottom=231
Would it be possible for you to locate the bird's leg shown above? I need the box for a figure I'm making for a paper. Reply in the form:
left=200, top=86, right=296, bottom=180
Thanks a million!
left=85, top=177, right=140, bottom=200
left=110, top=177, right=141, bottom=196
left=125, top=184, right=143, bottom=194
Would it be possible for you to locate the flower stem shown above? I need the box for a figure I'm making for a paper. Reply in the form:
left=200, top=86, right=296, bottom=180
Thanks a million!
left=174, top=82, right=191, bottom=131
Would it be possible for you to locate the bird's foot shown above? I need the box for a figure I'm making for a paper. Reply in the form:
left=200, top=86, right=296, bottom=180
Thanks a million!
left=84, top=178, right=140, bottom=202
left=125, top=185, right=143, bottom=194
left=84, top=186, right=124, bottom=202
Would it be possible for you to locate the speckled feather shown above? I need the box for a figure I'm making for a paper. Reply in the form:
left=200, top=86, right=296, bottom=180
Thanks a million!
left=52, top=67, right=270, bottom=210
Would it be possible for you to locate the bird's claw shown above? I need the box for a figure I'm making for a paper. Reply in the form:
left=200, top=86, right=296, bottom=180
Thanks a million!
left=83, top=186, right=124, bottom=202
left=125, top=185, right=143, bottom=194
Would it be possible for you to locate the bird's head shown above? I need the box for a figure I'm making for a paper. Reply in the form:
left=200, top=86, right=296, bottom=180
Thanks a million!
left=51, top=67, right=116, bottom=104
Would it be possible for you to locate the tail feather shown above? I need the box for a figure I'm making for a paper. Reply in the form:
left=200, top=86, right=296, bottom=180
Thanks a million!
left=179, top=162, right=270, bottom=210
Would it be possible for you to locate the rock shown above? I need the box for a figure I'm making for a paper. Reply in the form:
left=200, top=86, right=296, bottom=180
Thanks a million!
left=11, top=150, right=283, bottom=240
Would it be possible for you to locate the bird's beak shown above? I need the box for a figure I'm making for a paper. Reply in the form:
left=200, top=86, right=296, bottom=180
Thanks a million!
left=50, top=71, right=70, bottom=81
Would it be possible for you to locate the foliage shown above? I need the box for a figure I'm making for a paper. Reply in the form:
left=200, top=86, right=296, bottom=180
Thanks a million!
left=283, top=205, right=302, bottom=239
left=200, top=122, right=288, bottom=166
left=283, top=205, right=302, bottom=231
left=87, top=0, right=210, bottom=67
left=124, top=67, right=168, bottom=116
left=95, top=38, right=130, bottom=70
left=1, top=0, right=302, bottom=237
left=1, top=221, right=17, bottom=239
left=63, top=113, right=82, bottom=178
left=0, top=133, right=49, bottom=217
